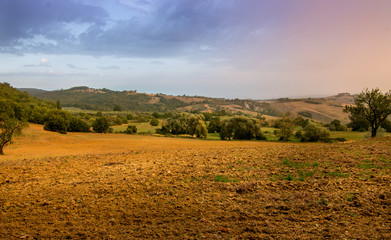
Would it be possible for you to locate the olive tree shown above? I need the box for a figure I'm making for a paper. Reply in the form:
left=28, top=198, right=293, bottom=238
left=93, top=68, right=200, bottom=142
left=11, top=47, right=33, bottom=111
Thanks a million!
left=0, top=101, right=27, bottom=155
left=345, top=88, right=391, bottom=137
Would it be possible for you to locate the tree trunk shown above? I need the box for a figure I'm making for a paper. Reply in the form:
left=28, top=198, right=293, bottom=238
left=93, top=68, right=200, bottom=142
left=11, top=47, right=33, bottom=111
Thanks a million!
left=0, top=145, right=4, bottom=155
left=371, top=127, right=377, bottom=138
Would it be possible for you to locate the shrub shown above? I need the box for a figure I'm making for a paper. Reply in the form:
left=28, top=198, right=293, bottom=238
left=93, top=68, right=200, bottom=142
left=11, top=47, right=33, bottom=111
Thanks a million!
left=93, top=117, right=110, bottom=133
left=68, top=117, right=90, bottom=132
left=301, top=123, right=330, bottom=142
left=150, top=117, right=159, bottom=126
left=125, top=125, right=137, bottom=134
left=44, top=110, right=71, bottom=134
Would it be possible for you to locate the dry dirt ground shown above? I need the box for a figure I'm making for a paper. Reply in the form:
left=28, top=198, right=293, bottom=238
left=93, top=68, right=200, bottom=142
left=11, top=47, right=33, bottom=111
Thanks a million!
left=0, top=124, right=390, bottom=239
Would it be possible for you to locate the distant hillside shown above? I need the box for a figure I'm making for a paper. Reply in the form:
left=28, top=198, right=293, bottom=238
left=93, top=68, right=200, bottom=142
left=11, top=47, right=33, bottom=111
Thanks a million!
left=263, top=93, right=354, bottom=124
left=22, top=86, right=353, bottom=123
left=1, top=83, right=56, bottom=118
left=22, top=86, right=278, bottom=115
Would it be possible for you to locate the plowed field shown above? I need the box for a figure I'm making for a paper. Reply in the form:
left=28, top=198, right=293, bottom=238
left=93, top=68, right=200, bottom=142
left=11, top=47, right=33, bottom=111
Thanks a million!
left=0, top=124, right=390, bottom=239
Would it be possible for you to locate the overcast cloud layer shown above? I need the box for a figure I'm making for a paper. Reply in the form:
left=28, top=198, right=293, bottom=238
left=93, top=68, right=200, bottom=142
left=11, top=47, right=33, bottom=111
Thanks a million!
left=1, top=0, right=390, bottom=99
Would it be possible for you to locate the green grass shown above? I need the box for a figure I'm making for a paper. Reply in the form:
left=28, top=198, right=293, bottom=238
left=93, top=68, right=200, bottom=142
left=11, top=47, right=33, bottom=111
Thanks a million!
left=329, top=131, right=366, bottom=140
left=214, top=175, right=238, bottom=183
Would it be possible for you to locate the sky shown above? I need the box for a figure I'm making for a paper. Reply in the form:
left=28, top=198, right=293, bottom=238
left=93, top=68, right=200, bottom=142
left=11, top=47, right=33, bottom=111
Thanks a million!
left=0, top=0, right=390, bottom=99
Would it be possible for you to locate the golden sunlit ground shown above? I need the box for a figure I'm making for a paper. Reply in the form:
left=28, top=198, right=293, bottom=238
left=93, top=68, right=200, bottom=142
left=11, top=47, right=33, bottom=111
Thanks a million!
left=0, top=124, right=390, bottom=239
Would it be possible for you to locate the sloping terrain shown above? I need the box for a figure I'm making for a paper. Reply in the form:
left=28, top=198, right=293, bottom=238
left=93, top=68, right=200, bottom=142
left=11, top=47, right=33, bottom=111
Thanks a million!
left=0, top=124, right=390, bottom=239
left=22, top=86, right=355, bottom=123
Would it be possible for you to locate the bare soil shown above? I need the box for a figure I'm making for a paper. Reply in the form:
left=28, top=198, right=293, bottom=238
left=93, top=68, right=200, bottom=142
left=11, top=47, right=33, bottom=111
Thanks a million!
left=0, top=124, right=390, bottom=239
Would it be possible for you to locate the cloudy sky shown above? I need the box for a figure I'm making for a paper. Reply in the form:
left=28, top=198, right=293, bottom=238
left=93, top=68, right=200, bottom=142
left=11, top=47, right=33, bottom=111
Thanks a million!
left=1, top=0, right=390, bottom=99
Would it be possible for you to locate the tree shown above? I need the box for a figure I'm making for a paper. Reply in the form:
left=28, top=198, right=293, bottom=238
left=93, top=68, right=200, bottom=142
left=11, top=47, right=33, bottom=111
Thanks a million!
left=124, top=125, right=137, bottom=134
left=275, top=114, right=295, bottom=141
left=0, top=100, right=28, bottom=155
left=208, top=117, right=222, bottom=133
left=93, top=117, right=110, bottom=133
left=345, top=88, right=391, bottom=137
left=68, top=117, right=90, bottom=132
left=150, top=117, right=159, bottom=126
left=301, top=123, right=330, bottom=142
left=220, top=116, right=265, bottom=140
left=328, top=119, right=347, bottom=131
left=0, top=117, right=27, bottom=155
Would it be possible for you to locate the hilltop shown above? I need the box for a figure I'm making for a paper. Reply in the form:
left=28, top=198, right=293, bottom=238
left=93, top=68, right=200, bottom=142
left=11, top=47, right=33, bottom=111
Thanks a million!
left=22, top=87, right=353, bottom=123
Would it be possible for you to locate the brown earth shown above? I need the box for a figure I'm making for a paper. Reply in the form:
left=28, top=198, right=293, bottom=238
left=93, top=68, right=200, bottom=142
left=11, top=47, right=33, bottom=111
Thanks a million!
left=0, top=124, right=390, bottom=239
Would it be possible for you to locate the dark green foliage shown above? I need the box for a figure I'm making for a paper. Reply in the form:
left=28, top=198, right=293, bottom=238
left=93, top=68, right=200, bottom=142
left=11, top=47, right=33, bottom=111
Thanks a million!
left=301, top=123, right=330, bottom=142
left=152, top=112, right=161, bottom=118
left=345, top=88, right=391, bottom=137
left=220, top=116, right=264, bottom=140
left=150, top=117, right=159, bottom=126
left=93, top=117, right=110, bottom=133
left=202, top=112, right=213, bottom=121
left=113, top=104, right=122, bottom=111
left=159, top=113, right=208, bottom=138
left=0, top=115, right=27, bottom=155
left=43, top=110, right=71, bottom=134
left=328, top=119, right=347, bottom=131
left=56, top=100, right=62, bottom=110
left=208, top=117, right=222, bottom=133
left=68, top=117, right=90, bottom=132
left=124, top=125, right=137, bottom=134
left=126, top=114, right=134, bottom=120
left=298, top=111, right=312, bottom=119
left=114, top=116, right=124, bottom=125
left=293, top=116, right=309, bottom=128
left=275, top=114, right=295, bottom=141
left=381, top=119, right=391, bottom=132
left=347, top=113, right=369, bottom=131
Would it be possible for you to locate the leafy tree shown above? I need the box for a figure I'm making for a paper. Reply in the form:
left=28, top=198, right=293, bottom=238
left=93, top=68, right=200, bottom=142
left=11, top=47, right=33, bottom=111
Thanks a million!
left=346, top=112, right=370, bottom=132
left=344, top=88, right=391, bottom=137
left=150, top=117, right=159, bottom=126
left=275, top=114, right=295, bottom=141
left=152, top=112, right=161, bottom=118
left=44, top=110, right=71, bottom=134
left=126, top=113, right=134, bottom=120
left=0, top=116, right=27, bottom=155
left=124, top=125, right=137, bottom=134
left=208, top=117, right=222, bottom=133
left=113, top=104, right=122, bottom=111
left=68, top=117, right=90, bottom=132
left=0, top=101, right=28, bottom=155
left=301, top=123, right=330, bottom=142
left=381, top=119, right=391, bottom=133
left=93, top=117, right=110, bottom=133
left=328, top=119, right=347, bottom=131
left=220, top=116, right=264, bottom=140
left=158, top=113, right=207, bottom=138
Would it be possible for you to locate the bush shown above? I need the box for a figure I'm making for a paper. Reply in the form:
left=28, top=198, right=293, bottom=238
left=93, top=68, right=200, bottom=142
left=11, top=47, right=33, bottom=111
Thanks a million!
left=93, top=117, right=110, bottom=133
left=301, top=123, right=330, bottom=142
left=150, top=117, right=159, bottom=126
left=43, top=110, right=71, bottom=134
left=124, top=125, right=137, bottom=134
left=68, top=117, right=90, bottom=132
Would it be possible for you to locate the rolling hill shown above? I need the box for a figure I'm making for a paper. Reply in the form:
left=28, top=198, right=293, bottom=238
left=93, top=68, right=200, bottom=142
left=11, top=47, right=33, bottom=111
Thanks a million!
left=21, top=86, right=353, bottom=123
